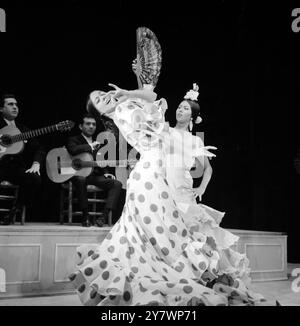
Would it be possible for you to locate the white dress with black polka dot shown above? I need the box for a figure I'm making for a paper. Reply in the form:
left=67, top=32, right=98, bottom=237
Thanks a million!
left=69, top=98, right=268, bottom=306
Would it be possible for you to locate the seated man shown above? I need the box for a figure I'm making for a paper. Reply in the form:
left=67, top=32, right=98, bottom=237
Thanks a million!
left=66, top=113, right=122, bottom=227
left=0, top=94, right=44, bottom=225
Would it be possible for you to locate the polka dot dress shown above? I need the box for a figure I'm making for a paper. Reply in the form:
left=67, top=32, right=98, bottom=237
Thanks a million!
left=68, top=98, right=270, bottom=306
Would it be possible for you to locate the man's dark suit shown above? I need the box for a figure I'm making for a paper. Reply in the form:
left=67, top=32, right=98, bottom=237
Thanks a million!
left=0, top=117, right=44, bottom=210
left=66, top=134, right=122, bottom=222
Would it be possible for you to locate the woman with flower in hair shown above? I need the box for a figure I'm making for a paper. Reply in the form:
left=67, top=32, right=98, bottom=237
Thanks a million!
left=67, top=79, right=274, bottom=306
left=164, top=83, right=270, bottom=304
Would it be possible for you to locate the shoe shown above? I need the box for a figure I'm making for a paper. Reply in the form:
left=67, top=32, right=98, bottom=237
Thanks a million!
left=0, top=207, right=19, bottom=225
left=95, top=215, right=106, bottom=227
left=81, top=215, right=92, bottom=227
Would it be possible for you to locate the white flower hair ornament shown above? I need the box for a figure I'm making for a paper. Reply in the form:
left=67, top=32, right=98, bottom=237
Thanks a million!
left=184, top=83, right=199, bottom=102
left=195, top=116, right=202, bottom=124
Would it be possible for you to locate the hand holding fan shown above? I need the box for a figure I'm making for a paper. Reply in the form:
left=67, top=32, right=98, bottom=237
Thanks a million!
left=136, top=27, right=162, bottom=88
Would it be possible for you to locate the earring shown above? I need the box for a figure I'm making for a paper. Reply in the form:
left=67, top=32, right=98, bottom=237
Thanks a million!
left=189, top=119, right=193, bottom=132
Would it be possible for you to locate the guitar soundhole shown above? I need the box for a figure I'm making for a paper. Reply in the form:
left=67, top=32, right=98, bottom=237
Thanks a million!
left=72, top=159, right=82, bottom=170
left=0, top=134, right=13, bottom=147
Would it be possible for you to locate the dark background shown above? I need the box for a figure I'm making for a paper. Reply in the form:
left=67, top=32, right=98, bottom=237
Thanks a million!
left=1, top=1, right=300, bottom=261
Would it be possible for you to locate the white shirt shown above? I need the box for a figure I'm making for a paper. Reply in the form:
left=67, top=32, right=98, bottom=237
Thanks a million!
left=81, top=133, right=94, bottom=151
left=4, top=118, right=16, bottom=127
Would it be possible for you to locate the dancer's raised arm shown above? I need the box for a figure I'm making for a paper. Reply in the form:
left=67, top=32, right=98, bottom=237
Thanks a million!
left=108, top=83, right=157, bottom=103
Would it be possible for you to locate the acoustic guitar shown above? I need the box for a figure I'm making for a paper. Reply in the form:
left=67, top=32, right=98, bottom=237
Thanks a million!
left=0, top=120, right=75, bottom=159
left=46, top=147, right=137, bottom=184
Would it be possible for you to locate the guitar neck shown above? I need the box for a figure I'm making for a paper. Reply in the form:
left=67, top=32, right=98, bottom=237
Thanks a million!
left=11, top=125, right=59, bottom=143
left=80, top=159, right=135, bottom=168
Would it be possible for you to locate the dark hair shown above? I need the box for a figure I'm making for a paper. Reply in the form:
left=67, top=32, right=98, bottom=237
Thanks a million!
left=86, top=96, right=97, bottom=116
left=85, top=95, right=115, bottom=133
left=80, top=113, right=97, bottom=125
left=185, top=99, right=200, bottom=123
left=1, top=94, right=16, bottom=107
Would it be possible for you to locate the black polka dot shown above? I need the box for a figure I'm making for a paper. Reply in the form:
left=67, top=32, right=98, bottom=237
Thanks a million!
left=182, top=229, right=188, bottom=237
left=156, top=226, right=164, bottom=234
left=133, top=172, right=141, bottom=180
left=102, top=271, right=110, bottom=280
left=78, top=284, right=86, bottom=293
left=106, top=233, right=113, bottom=240
left=150, top=237, right=157, bottom=246
left=173, top=211, right=179, bottom=218
left=120, top=236, right=127, bottom=244
left=91, top=253, right=100, bottom=260
left=84, top=268, right=93, bottom=276
left=108, top=246, right=115, bottom=253
left=161, top=247, right=169, bottom=256
left=166, top=283, right=175, bottom=288
left=179, top=279, right=188, bottom=284
left=170, top=240, right=175, bottom=248
left=161, top=191, right=169, bottom=199
left=123, top=291, right=131, bottom=302
left=88, top=250, right=94, bottom=256
left=183, top=286, right=193, bottom=294
left=131, top=267, right=139, bottom=273
left=113, top=277, right=121, bottom=283
left=152, top=289, right=160, bottom=295
left=69, top=273, right=76, bottom=281
left=138, top=194, right=145, bottom=202
left=100, top=260, right=108, bottom=269
left=90, top=289, right=98, bottom=299
left=139, top=256, right=146, bottom=264
left=169, top=225, right=177, bottom=233
left=150, top=204, right=158, bottom=212
left=199, top=262, right=206, bottom=270
left=143, top=216, right=151, bottom=224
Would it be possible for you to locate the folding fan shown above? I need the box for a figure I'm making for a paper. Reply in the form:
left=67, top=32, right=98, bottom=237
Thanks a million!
left=136, top=26, right=162, bottom=87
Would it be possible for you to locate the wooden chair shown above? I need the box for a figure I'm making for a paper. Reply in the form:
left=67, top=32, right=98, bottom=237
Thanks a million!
left=60, top=181, right=112, bottom=226
left=0, top=181, right=26, bottom=225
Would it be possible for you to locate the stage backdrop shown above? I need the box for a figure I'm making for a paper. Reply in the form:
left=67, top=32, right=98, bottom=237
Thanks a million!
left=1, top=1, right=300, bottom=261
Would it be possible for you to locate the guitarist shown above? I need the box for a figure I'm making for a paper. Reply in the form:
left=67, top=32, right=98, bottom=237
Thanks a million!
left=66, top=113, right=122, bottom=227
left=0, top=94, right=45, bottom=225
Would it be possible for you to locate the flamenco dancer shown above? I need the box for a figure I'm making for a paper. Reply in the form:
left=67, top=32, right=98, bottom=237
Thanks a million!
left=164, top=83, right=254, bottom=292
left=69, top=27, right=275, bottom=306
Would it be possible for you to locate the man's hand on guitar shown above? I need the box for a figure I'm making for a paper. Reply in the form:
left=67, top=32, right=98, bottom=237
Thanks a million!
left=90, top=141, right=100, bottom=151
left=25, top=162, right=41, bottom=176
left=104, top=173, right=115, bottom=180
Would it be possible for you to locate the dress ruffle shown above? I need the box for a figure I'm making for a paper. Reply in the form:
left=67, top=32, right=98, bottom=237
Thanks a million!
left=69, top=98, right=271, bottom=306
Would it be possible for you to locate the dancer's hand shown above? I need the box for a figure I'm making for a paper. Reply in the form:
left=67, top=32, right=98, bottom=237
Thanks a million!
left=193, top=185, right=205, bottom=201
left=25, top=162, right=40, bottom=176
left=104, top=173, right=116, bottom=180
left=108, top=83, right=128, bottom=99
left=132, top=58, right=138, bottom=76
left=200, top=146, right=217, bottom=158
